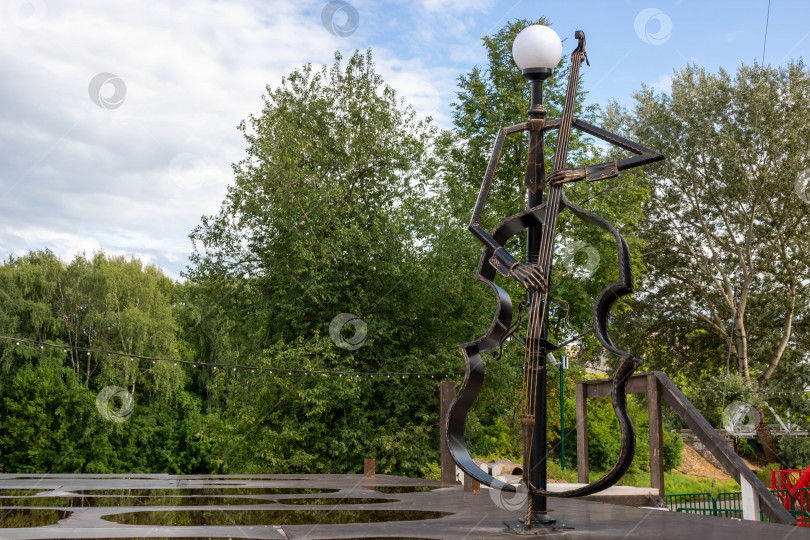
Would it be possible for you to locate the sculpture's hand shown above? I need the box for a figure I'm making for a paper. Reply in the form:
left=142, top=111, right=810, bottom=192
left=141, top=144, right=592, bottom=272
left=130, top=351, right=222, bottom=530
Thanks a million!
left=510, top=263, right=547, bottom=292
left=547, top=162, right=621, bottom=186
left=547, top=167, right=586, bottom=186
left=488, top=247, right=547, bottom=292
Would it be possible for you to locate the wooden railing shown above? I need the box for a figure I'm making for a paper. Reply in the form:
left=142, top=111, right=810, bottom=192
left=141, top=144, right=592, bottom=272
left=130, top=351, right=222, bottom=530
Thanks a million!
left=576, top=370, right=796, bottom=525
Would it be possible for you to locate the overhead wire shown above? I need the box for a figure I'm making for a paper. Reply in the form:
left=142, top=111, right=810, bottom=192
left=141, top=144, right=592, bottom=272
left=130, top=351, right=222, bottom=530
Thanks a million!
left=0, top=335, right=458, bottom=380
left=762, top=0, right=772, bottom=65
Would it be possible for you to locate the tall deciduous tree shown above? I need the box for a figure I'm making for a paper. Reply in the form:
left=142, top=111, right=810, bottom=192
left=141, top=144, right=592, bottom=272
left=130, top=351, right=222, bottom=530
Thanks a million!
left=185, top=50, right=466, bottom=475
left=0, top=251, right=215, bottom=473
left=622, top=62, right=810, bottom=461
left=188, top=50, right=438, bottom=351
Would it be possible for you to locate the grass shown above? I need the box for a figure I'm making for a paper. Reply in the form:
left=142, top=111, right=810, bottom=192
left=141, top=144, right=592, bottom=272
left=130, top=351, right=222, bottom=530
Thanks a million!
left=546, top=459, right=741, bottom=495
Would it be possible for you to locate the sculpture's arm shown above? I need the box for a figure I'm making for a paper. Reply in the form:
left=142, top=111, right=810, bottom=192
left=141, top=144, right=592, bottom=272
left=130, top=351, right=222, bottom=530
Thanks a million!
left=468, top=128, right=546, bottom=292
left=539, top=116, right=664, bottom=188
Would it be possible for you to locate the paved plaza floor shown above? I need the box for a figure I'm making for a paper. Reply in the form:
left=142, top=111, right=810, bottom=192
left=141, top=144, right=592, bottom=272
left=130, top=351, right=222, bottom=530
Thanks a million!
left=0, top=474, right=807, bottom=539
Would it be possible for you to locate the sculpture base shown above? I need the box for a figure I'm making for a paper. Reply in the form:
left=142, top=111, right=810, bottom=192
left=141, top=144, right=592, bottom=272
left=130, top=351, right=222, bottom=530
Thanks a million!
left=504, top=512, right=574, bottom=534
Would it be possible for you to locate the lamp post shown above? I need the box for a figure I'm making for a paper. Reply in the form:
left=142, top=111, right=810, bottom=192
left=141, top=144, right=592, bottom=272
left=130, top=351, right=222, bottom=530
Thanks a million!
left=512, top=24, right=562, bottom=267
left=512, top=24, right=562, bottom=526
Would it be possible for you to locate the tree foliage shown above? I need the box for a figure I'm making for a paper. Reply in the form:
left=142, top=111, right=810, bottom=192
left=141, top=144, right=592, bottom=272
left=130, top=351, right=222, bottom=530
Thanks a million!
left=184, top=49, right=465, bottom=476
left=0, top=251, right=216, bottom=473
left=614, top=62, right=810, bottom=461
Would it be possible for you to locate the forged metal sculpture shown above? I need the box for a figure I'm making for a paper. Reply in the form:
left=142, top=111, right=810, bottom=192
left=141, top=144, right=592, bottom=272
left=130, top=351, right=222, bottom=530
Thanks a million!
left=444, top=29, right=664, bottom=530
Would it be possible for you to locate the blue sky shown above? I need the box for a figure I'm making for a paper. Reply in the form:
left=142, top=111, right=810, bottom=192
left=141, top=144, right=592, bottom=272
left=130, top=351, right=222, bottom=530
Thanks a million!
left=340, top=0, right=809, bottom=118
left=1, top=0, right=808, bottom=279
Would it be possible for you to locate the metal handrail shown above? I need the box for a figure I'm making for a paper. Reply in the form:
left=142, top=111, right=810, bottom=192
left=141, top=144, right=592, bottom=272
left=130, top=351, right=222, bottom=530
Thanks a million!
left=652, top=371, right=795, bottom=525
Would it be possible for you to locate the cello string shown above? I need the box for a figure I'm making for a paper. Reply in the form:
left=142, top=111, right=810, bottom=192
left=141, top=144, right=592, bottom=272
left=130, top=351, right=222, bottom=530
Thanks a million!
left=524, top=310, right=537, bottom=518
left=522, top=295, right=532, bottom=415
left=529, top=49, right=580, bottom=399
left=528, top=297, right=540, bottom=417
left=531, top=48, right=582, bottom=379
left=521, top=270, right=535, bottom=415
left=524, top=289, right=540, bottom=483
left=522, top=282, right=536, bottom=415
left=523, top=47, right=584, bottom=495
left=524, top=290, right=532, bottom=417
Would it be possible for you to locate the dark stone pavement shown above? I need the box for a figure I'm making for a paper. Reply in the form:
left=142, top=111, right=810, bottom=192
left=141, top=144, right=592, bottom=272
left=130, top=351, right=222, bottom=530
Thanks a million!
left=0, top=474, right=807, bottom=539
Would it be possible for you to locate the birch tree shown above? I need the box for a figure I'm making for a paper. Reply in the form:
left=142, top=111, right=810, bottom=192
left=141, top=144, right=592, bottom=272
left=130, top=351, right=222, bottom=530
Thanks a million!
left=627, top=62, right=810, bottom=460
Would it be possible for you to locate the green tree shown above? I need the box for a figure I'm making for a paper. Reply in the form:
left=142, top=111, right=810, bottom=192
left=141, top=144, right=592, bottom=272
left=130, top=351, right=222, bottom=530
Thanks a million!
left=0, top=358, right=115, bottom=473
left=0, top=251, right=66, bottom=378
left=618, top=62, right=810, bottom=461
left=0, top=251, right=214, bottom=473
left=185, top=50, right=458, bottom=475
left=187, top=50, right=439, bottom=350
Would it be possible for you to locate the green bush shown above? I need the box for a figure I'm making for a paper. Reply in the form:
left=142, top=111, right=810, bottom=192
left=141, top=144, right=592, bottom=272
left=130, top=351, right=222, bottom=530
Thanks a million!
left=757, top=462, right=783, bottom=486
left=422, top=461, right=441, bottom=482
left=777, top=437, right=810, bottom=469
left=663, top=430, right=684, bottom=470
left=583, top=395, right=683, bottom=474
left=587, top=398, right=624, bottom=471
left=0, top=359, right=115, bottom=472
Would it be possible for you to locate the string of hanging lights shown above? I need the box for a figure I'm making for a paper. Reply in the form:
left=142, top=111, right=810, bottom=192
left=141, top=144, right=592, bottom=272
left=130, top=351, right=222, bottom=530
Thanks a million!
left=0, top=335, right=459, bottom=380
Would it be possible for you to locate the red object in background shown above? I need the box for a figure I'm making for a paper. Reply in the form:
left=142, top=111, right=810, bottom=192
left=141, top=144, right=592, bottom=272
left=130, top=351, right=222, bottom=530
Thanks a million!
left=772, top=467, right=810, bottom=492
left=772, top=467, right=810, bottom=525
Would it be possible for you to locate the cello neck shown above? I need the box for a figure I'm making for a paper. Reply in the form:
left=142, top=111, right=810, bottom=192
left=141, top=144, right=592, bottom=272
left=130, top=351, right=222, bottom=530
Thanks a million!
left=536, top=35, right=587, bottom=275
left=552, top=37, right=586, bottom=173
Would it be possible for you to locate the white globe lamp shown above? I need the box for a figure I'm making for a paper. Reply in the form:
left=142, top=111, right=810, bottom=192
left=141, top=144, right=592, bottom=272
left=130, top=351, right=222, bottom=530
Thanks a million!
left=512, top=25, right=563, bottom=80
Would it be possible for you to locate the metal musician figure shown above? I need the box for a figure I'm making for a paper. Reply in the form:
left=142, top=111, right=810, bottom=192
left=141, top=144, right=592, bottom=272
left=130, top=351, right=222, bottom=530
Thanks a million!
left=444, top=27, right=664, bottom=532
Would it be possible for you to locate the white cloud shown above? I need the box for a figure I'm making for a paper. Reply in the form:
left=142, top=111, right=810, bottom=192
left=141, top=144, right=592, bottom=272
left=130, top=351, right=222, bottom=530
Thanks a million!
left=0, top=0, right=466, bottom=279
left=2, top=225, right=102, bottom=261
left=648, top=74, right=673, bottom=93
left=375, top=52, right=456, bottom=125
left=418, top=0, right=491, bottom=14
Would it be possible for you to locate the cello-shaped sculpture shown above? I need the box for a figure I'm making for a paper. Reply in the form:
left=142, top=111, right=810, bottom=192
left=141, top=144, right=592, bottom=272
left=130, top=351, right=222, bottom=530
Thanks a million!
left=444, top=28, right=664, bottom=528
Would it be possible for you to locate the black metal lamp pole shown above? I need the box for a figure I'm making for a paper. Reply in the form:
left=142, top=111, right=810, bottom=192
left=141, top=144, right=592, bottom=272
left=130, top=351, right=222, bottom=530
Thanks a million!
left=524, top=66, right=554, bottom=525
left=525, top=69, right=550, bottom=260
